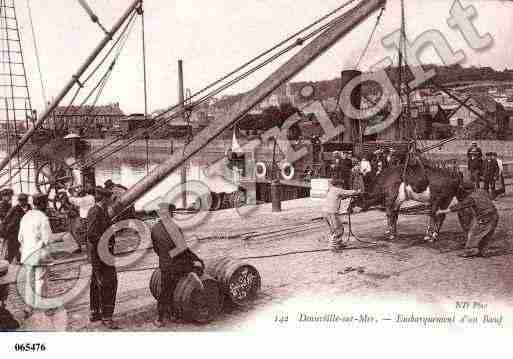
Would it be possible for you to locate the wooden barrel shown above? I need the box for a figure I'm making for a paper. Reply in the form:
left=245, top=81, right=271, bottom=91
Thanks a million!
left=149, top=269, right=223, bottom=324
left=149, top=268, right=162, bottom=300
left=205, top=257, right=261, bottom=307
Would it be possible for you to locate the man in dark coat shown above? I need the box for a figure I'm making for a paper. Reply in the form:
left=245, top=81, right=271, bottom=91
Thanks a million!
left=467, top=142, right=483, bottom=189
left=151, top=204, right=204, bottom=327
left=0, top=189, right=13, bottom=228
left=437, top=181, right=498, bottom=258
left=86, top=186, right=119, bottom=329
left=482, top=152, right=499, bottom=199
left=0, top=189, right=13, bottom=259
left=3, top=193, right=31, bottom=264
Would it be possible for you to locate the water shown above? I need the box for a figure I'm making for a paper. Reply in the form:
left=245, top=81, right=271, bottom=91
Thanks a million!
left=0, top=145, right=239, bottom=210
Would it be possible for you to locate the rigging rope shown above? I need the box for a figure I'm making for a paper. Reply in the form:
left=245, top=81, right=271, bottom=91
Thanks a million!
left=26, top=0, right=47, bottom=105
left=354, top=4, right=385, bottom=70
left=74, top=1, right=363, bottom=169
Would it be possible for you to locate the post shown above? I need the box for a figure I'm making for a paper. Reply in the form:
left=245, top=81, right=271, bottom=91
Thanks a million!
left=271, top=139, right=281, bottom=212
left=0, top=0, right=143, bottom=173
left=178, top=59, right=187, bottom=209
left=110, top=0, right=386, bottom=217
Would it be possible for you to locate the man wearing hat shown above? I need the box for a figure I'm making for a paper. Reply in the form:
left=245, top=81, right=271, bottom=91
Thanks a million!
left=2, top=193, right=32, bottom=263
left=0, top=189, right=13, bottom=237
left=467, top=141, right=483, bottom=189
left=86, top=186, right=119, bottom=329
left=18, top=193, right=53, bottom=317
left=437, top=181, right=498, bottom=258
left=482, top=152, right=499, bottom=199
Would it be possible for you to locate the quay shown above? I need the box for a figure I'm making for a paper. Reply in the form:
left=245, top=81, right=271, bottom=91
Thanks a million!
left=4, top=191, right=513, bottom=331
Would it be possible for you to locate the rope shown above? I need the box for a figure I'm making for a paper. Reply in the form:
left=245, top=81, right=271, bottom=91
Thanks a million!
left=26, top=0, right=46, bottom=104
left=354, top=5, right=385, bottom=70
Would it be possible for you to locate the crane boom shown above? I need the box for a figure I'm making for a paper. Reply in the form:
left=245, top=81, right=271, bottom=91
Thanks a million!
left=111, top=0, right=387, bottom=217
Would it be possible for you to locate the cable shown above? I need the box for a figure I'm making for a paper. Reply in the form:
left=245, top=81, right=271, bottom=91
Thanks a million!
left=26, top=0, right=46, bottom=105
left=354, top=5, right=385, bottom=70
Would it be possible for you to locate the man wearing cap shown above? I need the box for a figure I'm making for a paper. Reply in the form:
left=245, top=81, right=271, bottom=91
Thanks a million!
left=482, top=152, right=499, bottom=199
left=86, top=186, right=119, bottom=329
left=467, top=142, right=483, bottom=189
left=2, top=193, right=32, bottom=264
left=151, top=204, right=205, bottom=327
left=492, top=152, right=505, bottom=197
left=0, top=189, right=13, bottom=234
left=436, top=182, right=498, bottom=258
left=18, top=193, right=53, bottom=317
left=323, top=172, right=360, bottom=251
left=0, top=188, right=13, bottom=218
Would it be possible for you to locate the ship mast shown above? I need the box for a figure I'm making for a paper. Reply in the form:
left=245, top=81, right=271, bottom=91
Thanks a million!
left=397, top=0, right=413, bottom=141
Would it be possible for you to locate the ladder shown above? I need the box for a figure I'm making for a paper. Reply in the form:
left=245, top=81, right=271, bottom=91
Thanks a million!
left=0, top=0, right=35, bottom=192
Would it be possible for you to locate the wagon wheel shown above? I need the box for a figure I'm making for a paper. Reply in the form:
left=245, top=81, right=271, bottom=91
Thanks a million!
left=230, top=190, right=246, bottom=208
left=36, top=160, right=75, bottom=210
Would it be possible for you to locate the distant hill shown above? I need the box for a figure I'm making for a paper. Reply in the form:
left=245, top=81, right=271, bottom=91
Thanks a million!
left=213, top=64, right=513, bottom=106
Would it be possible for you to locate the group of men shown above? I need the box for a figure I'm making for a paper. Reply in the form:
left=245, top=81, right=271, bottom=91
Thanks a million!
left=0, top=179, right=132, bottom=329
left=323, top=142, right=502, bottom=259
left=467, top=142, right=505, bottom=199
left=0, top=177, right=205, bottom=330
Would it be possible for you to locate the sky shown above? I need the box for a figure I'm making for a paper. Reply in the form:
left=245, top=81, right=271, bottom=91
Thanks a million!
left=8, top=0, right=513, bottom=115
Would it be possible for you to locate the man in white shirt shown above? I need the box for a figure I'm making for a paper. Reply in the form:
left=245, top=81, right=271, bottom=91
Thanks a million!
left=359, top=155, right=372, bottom=192
left=18, top=193, right=53, bottom=318
left=492, top=152, right=505, bottom=196
left=63, top=186, right=95, bottom=254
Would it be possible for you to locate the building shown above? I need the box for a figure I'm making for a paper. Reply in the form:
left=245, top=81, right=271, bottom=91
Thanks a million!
left=49, top=103, right=125, bottom=137
left=447, top=94, right=509, bottom=139
left=119, top=113, right=154, bottom=134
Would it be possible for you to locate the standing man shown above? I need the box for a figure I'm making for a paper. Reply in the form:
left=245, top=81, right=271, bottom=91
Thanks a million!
left=64, top=186, right=95, bottom=255
left=437, top=182, right=498, bottom=258
left=151, top=204, right=204, bottom=327
left=311, top=135, right=321, bottom=164
left=86, top=186, right=119, bottom=329
left=3, top=193, right=32, bottom=264
left=359, top=155, right=372, bottom=192
left=323, top=173, right=360, bottom=251
left=0, top=189, right=13, bottom=249
left=18, top=193, right=53, bottom=318
left=467, top=141, right=483, bottom=189
left=492, top=152, right=505, bottom=197
left=482, top=152, right=499, bottom=199
left=0, top=189, right=13, bottom=222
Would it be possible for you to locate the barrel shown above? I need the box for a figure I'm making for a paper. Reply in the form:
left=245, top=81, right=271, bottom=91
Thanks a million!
left=205, top=257, right=261, bottom=307
left=149, top=269, right=223, bottom=324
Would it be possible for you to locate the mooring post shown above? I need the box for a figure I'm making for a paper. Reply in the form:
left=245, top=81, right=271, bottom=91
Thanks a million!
left=270, top=139, right=281, bottom=212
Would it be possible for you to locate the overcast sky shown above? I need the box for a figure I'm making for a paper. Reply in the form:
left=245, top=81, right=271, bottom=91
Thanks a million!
left=10, top=0, right=513, bottom=114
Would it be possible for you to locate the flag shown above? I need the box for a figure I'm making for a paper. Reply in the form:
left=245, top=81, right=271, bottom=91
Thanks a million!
left=231, top=127, right=242, bottom=154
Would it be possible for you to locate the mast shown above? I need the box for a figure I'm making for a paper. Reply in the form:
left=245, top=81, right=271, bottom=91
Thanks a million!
left=111, top=0, right=387, bottom=217
left=0, top=0, right=143, bottom=173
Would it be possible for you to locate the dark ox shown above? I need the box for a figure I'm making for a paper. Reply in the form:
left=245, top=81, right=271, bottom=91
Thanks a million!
left=350, top=156, right=463, bottom=241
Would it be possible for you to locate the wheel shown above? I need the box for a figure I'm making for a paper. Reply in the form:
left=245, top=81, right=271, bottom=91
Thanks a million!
left=230, top=190, right=246, bottom=208
left=35, top=160, right=75, bottom=210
